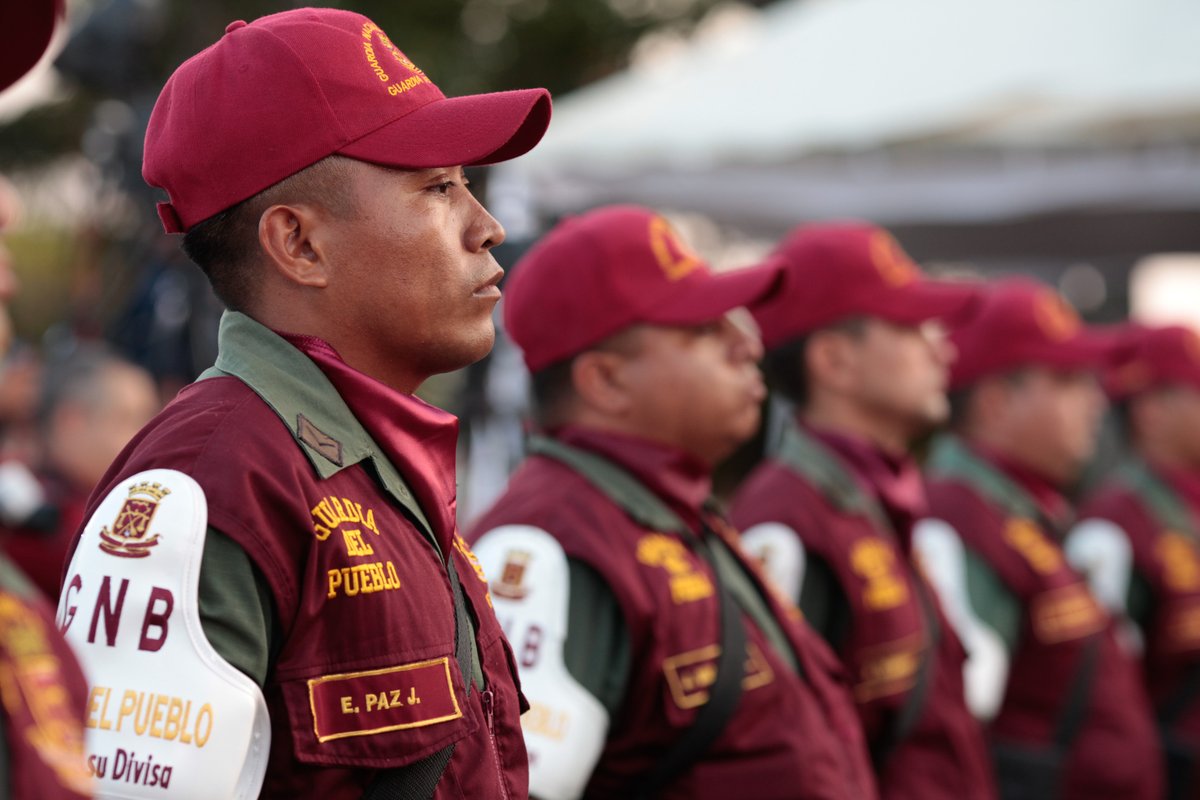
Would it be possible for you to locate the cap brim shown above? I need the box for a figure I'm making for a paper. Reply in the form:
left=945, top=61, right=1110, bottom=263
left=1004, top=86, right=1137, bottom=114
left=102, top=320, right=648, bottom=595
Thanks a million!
left=338, top=88, right=551, bottom=168
left=1041, top=328, right=1125, bottom=371
left=0, top=0, right=63, bottom=92
left=950, top=330, right=1122, bottom=391
left=876, top=280, right=981, bottom=327
left=645, top=260, right=785, bottom=327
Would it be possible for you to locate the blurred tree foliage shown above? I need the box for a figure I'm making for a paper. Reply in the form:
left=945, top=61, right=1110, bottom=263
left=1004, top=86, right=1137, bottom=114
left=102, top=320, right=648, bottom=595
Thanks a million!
left=0, top=0, right=774, bottom=172
left=0, top=0, right=775, bottom=371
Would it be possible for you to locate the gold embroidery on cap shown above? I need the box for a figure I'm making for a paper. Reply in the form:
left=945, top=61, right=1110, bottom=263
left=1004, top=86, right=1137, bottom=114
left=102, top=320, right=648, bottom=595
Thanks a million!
left=1032, top=290, right=1081, bottom=342
left=648, top=217, right=702, bottom=282
left=868, top=231, right=918, bottom=288
left=360, top=22, right=432, bottom=97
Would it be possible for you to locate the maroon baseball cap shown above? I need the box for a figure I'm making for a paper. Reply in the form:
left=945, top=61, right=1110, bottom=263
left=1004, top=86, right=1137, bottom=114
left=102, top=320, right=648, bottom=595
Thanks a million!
left=949, top=278, right=1116, bottom=390
left=143, top=8, right=552, bottom=233
left=1104, top=324, right=1200, bottom=401
left=751, top=222, right=979, bottom=350
left=0, top=0, right=64, bottom=93
left=504, top=205, right=785, bottom=372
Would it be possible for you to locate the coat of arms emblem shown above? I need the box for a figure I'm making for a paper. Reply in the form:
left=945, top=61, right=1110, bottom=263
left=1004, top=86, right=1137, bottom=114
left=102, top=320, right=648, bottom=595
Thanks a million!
left=492, top=549, right=531, bottom=600
left=98, top=482, right=170, bottom=558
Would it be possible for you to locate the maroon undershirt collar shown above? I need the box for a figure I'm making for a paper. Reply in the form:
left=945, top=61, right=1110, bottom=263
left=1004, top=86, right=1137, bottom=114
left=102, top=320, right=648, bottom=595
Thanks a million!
left=551, top=425, right=712, bottom=532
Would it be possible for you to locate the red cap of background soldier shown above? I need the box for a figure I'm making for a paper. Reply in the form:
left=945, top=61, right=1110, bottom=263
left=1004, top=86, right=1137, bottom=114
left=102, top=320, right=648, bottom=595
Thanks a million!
left=0, top=0, right=64, bottom=92
left=948, top=278, right=1118, bottom=390
left=1104, top=323, right=1200, bottom=401
left=503, top=205, right=784, bottom=373
left=751, top=222, right=979, bottom=350
left=142, top=7, right=551, bottom=234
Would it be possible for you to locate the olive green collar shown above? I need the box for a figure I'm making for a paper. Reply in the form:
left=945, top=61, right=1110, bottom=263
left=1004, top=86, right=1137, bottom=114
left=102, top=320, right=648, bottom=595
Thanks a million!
left=200, top=311, right=431, bottom=535
left=774, top=421, right=890, bottom=532
left=1115, top=457, right=1197, bottom=540
left=925, top=433, right=1040, bottom=520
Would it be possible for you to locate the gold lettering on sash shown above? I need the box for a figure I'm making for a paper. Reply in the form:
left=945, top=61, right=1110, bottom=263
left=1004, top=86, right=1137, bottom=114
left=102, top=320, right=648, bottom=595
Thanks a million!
left=84, top=685, right=214, bottom=748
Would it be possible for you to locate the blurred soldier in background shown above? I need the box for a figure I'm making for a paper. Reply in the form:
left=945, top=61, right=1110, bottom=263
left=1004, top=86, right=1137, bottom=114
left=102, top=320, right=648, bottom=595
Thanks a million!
left=0, top=345, right=158, bottom=600
left=1067, top=323, right=1200, bottom=799
left=469, top=205, right=877, bottom=800
left=0, top=178, right=20, bottom=360
left=0, top=0, right=93, bottom=796
left=729, top=223, right=996, bottom=799
left=914, top=278, right=1162, bottom=799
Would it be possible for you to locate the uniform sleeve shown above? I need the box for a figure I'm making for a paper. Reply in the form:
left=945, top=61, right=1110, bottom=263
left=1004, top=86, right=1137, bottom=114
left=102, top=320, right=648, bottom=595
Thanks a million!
left=197, top=526, right=277, bottom=687
left=1064, top=519, right=1134, bottom=615
left=912, top=518, right=1018, bottom=720
left=1064, top=518, right=1143, bottom=653
left=470, top=524, right=620, bottom=800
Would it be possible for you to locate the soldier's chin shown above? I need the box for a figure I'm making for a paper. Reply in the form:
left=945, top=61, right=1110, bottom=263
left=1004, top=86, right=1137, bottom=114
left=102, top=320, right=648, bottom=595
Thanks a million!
left=723, top=409, right=762, bottom=455
left=924, top=397, right=952, bottom=428
left=899, top=399, right=948, bottom=439
left=1069, top=444, right=1098, bottom=476
left=433, top=324, right=496, bottom=375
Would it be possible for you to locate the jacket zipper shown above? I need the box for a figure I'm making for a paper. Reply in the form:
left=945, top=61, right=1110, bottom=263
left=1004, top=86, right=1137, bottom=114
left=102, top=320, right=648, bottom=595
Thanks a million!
left=482, top=689, right=511, bottom=800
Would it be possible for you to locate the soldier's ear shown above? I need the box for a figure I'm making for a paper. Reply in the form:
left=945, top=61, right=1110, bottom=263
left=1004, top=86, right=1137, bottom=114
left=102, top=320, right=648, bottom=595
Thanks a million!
left=571, top=350, right=635, bottom=416
left=967, top=376, right=1010, bottom=429
left=258, top=203, right=331, bottom=289
left=1127, top=390, right=1165, bottom=439
left=806, top=329, right=857, bottom=393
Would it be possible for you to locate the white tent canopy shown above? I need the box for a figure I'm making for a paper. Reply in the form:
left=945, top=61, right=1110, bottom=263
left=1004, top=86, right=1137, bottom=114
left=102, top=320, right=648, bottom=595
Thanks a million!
left=501, top=0, right=1200, bottom=228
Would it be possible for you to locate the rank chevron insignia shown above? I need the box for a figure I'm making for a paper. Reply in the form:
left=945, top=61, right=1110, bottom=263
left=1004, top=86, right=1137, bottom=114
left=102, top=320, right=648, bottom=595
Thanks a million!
left=98, top=481, right=171, bottom=558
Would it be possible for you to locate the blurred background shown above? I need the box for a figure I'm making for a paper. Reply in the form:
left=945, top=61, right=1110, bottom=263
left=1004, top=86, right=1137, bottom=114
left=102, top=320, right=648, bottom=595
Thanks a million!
left=0, top=0, right=1198, bottom=522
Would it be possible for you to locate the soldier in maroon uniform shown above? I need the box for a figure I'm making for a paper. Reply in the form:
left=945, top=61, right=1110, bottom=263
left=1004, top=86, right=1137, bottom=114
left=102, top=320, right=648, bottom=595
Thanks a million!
left=1068, top=323, right=1200, bottom=798
left=0, top=347, right=158, bottom=601
left=58, top=8, right=551, bottom=798
left=468, top=205, right=877, bottom=800
left=729, top=223, right=996, bottom=799
left=0, top=1, right=93, bottom=797
left=914, top=278, right=1162, bottom=799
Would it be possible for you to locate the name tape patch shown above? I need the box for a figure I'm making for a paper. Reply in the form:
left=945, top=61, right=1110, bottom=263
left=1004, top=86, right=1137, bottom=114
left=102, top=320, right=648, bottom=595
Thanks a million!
left=308, top=657, right=462, bottom=743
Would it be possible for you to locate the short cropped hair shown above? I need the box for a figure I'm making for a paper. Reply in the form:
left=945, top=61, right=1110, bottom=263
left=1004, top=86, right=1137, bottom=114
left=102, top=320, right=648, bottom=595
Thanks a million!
left=180, top=155, right=357, bottom=311
left=763, top=316, right=869, bottom=410
left=530, top=357, right=577, bottom=429
left=947, top=369, right=1034, bottom=432
left=527, top=326, right=649, bottom=428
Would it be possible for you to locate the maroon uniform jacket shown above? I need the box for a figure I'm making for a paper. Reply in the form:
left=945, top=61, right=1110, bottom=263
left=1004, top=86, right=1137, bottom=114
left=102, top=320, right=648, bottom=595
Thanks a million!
left=73, top=315, right=527, bottom=800
left=2, top=470, right=87, bottom=603
left=1076, top=459, right=1200, bottom=792
left=470, top=427, right=877, bottom=800
left=732, top=423, right=995, bottom=800
left=924, top=436, right=1161, bottom=800
left=0, top=555, right=91, bottom=799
